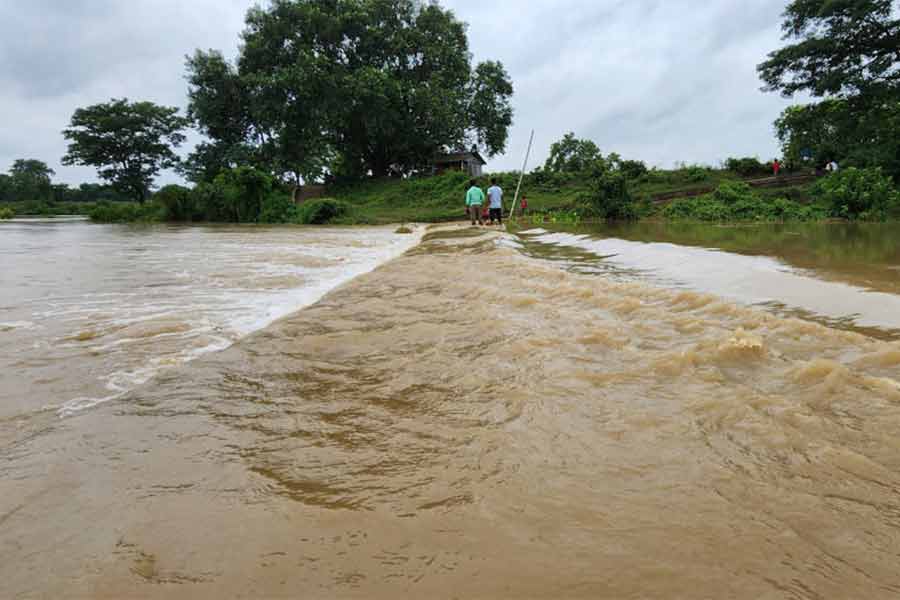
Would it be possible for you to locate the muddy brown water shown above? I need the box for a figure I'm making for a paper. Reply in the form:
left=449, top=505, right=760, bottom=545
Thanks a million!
left=3, top=223, right=900, bottom=598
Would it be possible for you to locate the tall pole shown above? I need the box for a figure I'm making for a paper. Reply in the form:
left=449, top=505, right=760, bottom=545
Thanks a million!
left=508, top=129, right=535, bottom=225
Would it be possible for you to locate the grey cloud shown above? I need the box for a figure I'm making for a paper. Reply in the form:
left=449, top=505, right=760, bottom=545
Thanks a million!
left=1, top=0, right=799, bottom=185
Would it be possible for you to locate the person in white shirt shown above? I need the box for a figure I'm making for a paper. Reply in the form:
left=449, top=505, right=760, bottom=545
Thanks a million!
left=486, top=178, right=503, bottom=226
left=829, top=160, right=839, bottom=172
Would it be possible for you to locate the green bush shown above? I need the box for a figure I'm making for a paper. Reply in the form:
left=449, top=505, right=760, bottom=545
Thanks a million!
left=619, top=159, right=648, bottom=180
left=191, top=182, right=229, bottom=221
left=0, top=206, right=14, bottom=219
left=296, top=198, right=351, bottom=224
left=710, top=180, right=755, bottom=205
left=212, top=166, right=274, bottom=222
left=89, top=201, right=165, bottom=223
left=811, top=167, right=900, bottom=220
left=155, top=184, right=200, bottom=221
left=663, top=195, right=730, bottom=221
left=661, top=181, right=822, bottom=222
left=258, top=192, right=298, bottom=223
left=725, top=157, right=769, bottom=178
left=579, top=169, right=637, bottom=220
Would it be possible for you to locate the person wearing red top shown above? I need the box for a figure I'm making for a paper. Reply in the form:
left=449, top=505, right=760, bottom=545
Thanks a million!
left=772, top=159, right=781, bottom=176
left=520, top=195, right=528, bottom=215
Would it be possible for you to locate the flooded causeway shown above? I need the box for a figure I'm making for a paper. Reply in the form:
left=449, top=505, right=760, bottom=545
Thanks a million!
left=2, top=222, right=900, bottom=598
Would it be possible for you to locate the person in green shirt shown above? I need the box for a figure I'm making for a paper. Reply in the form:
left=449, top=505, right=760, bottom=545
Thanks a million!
left=465, top=179, right=486, bottom=226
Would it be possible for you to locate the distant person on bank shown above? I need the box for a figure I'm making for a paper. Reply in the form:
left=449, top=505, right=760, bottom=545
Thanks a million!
left=466, top=179, right=485, bottom=226
left=487, top=178, right=503, bottom=225
left=772, top=159, right=781, bottom=177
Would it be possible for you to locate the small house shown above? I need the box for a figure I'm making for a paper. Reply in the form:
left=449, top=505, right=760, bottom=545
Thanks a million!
left=433, top=149, right=486, bottom=178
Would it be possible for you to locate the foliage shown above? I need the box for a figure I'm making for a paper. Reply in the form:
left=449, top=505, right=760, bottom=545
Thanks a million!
left=724, top=157, right=769, bottom=178
left=296, top=199, right=352, bottom=224
left=543, top=133, right=602, bottom=173
left=579, top=167, right=637, bottom=220
left=259, top=192, right=299, bottom=224
left=758, top=0, right=900, bottom=99
left=6, top=159, right=55, bottom=202
left=619, top=159, right=648, bottom=180
left=212, top=166, right=274, bottom=223
left=811, top=167, right=900, bottom=220
left=662, top=181, right=824, bottom=222
left=775, top=98, right=900, bottom=179
left=62, top=98, right=190, bottom=202
left=760, top=1, right=900, bottom=182
left=186, top=0, right=514, bottom=182
left=88, top=201, right=165, bottom=223
left=155, top=185, right=201, bottom=222
left=0, top=206, right=14, bottom=219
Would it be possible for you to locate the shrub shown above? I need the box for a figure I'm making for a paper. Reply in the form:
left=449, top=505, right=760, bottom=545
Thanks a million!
left=191, top=182, right=229, bottom=221
left=89, top=201, right=164, bottom=223
left=579, top=169, right=637, bottom=220
left=811, top=167, right=900, bottom=220
left=725, top=157, right=769, bottom=178
left=662, top=195, right=730, bottom=221
left=661, top=181, right=821, bottom=222
left=710, top=181, right=755, bottom=205
left=155, top=184, right=199, bottom=221
left=0, top=206, right=14, bottom=219
left=619, top=159, right=648, bottom=180
left=212, top=166, right=274, bottom=222
left=295, top=198, right=351, bottom=224
left=258, top=192, right=298, bottom=223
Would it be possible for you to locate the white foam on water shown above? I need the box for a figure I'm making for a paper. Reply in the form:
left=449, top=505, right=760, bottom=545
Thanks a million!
left=525, top=230, right=900, bottom=332
left=54, top=225, right=426, bottom=417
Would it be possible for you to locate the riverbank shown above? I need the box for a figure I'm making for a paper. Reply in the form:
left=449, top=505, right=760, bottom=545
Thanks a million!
left=3, top=225, right=900, bottom=598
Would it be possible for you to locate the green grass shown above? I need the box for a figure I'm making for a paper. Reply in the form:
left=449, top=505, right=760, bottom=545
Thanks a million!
left=326, top=167, right=810, bottom=224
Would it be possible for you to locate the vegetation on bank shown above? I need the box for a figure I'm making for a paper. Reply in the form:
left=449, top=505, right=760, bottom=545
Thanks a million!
left=85, top=159, right=900, bottom=226
left=0, top=206, right=14, bottom=219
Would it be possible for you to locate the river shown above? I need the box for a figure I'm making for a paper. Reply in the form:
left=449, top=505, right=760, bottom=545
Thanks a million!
left=2, top=219, right=899, bottom=598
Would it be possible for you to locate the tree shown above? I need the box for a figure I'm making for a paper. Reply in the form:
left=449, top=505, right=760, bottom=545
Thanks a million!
left=0, top=174, right=12, bottom=202
left=8, top=159, right=55, bottom=202
left=760, top=1, right=900, bottom=180
left=758, top=0, right=900, bottom=99
left=543, top=133, right=602, bottom=173
left=775, top=97, right=900, bottom=177
left=186, top=0, right=514, bottom=183
left=62, top=98, right=190, bottom=202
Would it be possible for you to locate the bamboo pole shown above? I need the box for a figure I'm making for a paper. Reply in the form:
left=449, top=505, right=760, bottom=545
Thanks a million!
left=508, top=129, right=535, bottom=225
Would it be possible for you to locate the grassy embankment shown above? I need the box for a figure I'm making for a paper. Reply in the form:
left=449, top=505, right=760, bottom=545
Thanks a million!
left=326, top=167, right=814, bottom=225
left=87, top=165, right=892, bottom=226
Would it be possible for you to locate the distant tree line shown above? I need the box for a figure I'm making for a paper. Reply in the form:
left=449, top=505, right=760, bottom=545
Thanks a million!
left=0, top=158, right=124, bottom=204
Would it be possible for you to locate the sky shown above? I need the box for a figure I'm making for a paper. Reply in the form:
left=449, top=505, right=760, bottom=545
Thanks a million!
left=0, top=0, right=801, bottom=187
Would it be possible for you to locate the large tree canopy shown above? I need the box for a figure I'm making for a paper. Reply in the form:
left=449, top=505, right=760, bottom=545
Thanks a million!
left=62, top=98, right=190, bottom=202
left=542, top=133, right=602, bottom=173
left=760, top=0, right=900, bottom=179
left=185, top=0, right=514, bottom=183
left=758, top=0, right=900, bottom=99
left=7, top=159, right=55, bottom=202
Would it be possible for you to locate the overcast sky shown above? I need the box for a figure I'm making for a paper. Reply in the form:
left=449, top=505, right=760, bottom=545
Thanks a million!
left=0, top=0, right=800, bottom=186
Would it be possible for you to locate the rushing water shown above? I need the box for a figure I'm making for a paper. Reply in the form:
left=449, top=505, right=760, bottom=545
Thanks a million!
left=2, top=220, right=900, bottom=598
left=518, top=221, right=900, bottom=338
left=0, top=218, right=423, bottom=429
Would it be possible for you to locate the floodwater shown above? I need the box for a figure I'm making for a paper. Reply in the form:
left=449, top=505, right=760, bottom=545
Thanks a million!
left=2, top=220, right=900, bottom=598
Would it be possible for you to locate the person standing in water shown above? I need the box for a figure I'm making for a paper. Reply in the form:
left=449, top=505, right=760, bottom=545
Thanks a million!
left=466, top=179, right=485, bottom=226
left=486, top=178, right=503, bottom=226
